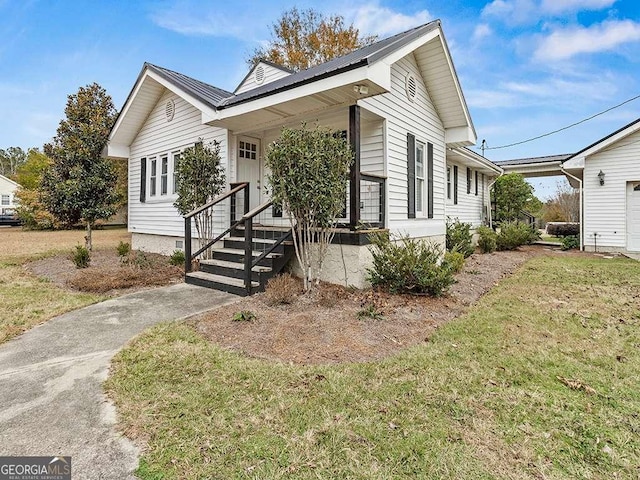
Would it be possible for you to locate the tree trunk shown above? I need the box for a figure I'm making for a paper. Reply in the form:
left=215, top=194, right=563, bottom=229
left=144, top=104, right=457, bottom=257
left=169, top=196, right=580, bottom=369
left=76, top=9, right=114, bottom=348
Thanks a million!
left=85, top=222, right=92, bottom=251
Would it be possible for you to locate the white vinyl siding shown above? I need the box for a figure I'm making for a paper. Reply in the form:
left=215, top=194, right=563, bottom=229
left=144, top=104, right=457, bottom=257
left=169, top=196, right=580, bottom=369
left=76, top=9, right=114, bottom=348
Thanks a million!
left=445, top=161, right=488, bottom=227
left=583, top=128, right=640, bottom=251
left=235, top=62, right=292, bottom=94
left=128, top=90, right=228, bottom=237
left=360, top=52, right=446, bottom=238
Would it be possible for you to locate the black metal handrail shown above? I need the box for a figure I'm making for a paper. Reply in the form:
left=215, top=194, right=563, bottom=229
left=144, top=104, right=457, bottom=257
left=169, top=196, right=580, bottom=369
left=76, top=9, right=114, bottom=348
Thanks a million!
left=184, top=182, right=249, bottom=272
left=240, top=200, right=272, bottom=292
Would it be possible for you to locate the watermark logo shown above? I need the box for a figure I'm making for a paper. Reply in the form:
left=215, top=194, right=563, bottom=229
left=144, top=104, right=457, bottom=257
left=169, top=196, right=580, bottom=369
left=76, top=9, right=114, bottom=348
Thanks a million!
left=0, top=456, right=71, bottom=480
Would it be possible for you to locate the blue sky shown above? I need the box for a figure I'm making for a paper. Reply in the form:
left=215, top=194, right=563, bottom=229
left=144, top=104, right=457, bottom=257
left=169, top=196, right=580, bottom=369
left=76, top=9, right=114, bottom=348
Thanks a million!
left=1, top=0, right=639, bottom=199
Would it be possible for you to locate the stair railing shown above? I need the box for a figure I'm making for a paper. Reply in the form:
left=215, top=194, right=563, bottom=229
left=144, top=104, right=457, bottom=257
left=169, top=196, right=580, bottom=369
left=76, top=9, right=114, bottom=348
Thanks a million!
left=183, top=182, right=249, bottom=273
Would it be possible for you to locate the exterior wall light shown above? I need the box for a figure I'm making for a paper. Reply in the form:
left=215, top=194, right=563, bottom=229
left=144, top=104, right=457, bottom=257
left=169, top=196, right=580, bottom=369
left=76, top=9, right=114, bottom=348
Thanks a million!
left=597, top=170, right=605, bottom=186
left=352, top=84, right=369, bottom=95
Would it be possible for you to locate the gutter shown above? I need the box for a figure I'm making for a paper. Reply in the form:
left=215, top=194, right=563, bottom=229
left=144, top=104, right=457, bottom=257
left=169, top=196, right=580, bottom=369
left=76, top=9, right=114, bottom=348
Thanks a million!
left=561, top=167, right=584, bottom=251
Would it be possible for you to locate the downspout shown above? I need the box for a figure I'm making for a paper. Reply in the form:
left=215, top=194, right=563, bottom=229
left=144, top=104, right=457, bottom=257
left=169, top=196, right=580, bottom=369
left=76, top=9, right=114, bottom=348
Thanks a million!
left=487, top=171, right=504, bottom=229
left=561, top=167, right=584, bottom=251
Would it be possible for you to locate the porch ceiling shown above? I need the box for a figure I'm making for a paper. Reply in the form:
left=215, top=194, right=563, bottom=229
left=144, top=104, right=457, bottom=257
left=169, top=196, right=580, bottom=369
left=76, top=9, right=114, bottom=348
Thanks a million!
left=207, top=80, right=386, bottom=133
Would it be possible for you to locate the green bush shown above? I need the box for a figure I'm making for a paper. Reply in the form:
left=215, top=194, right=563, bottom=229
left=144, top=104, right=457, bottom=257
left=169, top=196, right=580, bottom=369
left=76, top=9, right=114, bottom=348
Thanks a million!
left=116, top=241, right=131, bottom=257
left=72, top=245, right=90, bottom=268
left=443, top=250, right=465, bottom=273
left=367, top=232, right=455, bottom=296
left=169, top=250, right=186, bottom=267
left=476, top=225, right=497, bottom=254
left=446, top=218, right=475, bottom=258
left=497, top=221, right=539, bottom=251
left=232, top=310, right=256, bottom=322
left=561, top=235, right=580, bottom=250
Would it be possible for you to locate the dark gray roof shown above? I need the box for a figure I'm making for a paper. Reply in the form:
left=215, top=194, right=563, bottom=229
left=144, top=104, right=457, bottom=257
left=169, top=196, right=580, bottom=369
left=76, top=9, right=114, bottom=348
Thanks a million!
left=145, top=63, right=233, bottom=109
left=565, top=117, right=640, bottom=160
left=217, top=20, right=441, bottom=109
left=495, top=153, right=573, bottom=166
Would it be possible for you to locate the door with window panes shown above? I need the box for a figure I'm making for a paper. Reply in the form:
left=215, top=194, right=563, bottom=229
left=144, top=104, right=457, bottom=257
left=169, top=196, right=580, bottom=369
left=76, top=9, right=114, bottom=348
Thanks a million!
left=237, top=137, right=261, bottom=211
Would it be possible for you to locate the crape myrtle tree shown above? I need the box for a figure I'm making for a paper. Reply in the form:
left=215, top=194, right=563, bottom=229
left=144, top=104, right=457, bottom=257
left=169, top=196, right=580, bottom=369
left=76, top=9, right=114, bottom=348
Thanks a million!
left=173, top=140, right=226, bottom=260
left=41, top=83, right=119, bottom=249
left=266, top=125, right=353, bottom=292
left=247, top=7, right=377, bottom=72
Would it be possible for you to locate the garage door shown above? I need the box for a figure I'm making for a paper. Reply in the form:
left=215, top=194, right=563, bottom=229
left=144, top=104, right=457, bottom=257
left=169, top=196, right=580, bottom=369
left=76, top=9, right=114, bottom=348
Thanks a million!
left=628, top=183, right=640, bottom=252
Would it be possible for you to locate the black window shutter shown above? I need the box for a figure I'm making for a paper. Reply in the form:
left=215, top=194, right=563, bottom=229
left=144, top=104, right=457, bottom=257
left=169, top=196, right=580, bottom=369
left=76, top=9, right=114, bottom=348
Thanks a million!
left=407, top=133, right=416, bottom=219
left=453, top=165, right=458, bottom=205
left=475, top=171, right=479, bottom=196
left=139, top=158, right=146, bottom=203
left=427, top=142, right=434, bottom=219
left=467, top=167, right=472, bottom=194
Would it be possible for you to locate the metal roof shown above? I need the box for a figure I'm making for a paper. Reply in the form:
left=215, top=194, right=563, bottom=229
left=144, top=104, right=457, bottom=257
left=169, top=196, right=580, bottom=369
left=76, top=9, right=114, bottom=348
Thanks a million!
left=145, top=63, right=233, bottom=109
left=495, top=153, right=573, bottom=166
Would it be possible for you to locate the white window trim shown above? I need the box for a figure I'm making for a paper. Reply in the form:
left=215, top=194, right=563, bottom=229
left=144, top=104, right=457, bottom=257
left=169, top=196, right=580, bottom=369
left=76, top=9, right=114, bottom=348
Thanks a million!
left=446, top=166, right=452, bottom=201
left=415, top=140, right=425, bottom=215
left=149, top=157, right=157, bottom=197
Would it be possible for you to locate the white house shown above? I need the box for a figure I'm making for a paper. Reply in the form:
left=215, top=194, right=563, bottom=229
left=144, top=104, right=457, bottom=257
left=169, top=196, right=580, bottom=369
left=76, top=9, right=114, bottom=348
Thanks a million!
left=107, top=20, right=497, bottom=294
left=563, top=117, right=640, bottom=253
left=0, top=174, right=19, bottom=224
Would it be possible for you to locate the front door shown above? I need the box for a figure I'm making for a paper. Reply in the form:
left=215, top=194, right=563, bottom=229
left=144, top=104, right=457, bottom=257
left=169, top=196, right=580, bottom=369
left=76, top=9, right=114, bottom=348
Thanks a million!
left=237, top=137, right=261, bottom=211
left=627, top=182, right=640, bottom=251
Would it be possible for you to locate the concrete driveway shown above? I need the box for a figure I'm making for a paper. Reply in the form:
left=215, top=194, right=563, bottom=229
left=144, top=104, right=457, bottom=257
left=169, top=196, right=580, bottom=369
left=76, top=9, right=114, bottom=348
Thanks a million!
left=0, top=283, right=237, bottom=479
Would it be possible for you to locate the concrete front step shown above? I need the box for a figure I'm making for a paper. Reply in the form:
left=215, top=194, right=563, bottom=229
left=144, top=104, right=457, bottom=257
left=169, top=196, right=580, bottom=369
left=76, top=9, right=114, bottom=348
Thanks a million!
left=185, top=271, right=260, bottom=296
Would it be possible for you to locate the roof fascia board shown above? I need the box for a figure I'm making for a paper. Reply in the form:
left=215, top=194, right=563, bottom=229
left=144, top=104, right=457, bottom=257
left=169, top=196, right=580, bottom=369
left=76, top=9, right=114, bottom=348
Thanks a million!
left=562, top=156, right=585, bottom=169
left=145, top=70, right=218, bottom=119
left=567, top=120, right=640, bottom=161
left=109, top=67, right=150, bottom=142
left=106, top=143, right=130, bottom=159
left=212, top=64, right=390, bottom=122
left=371, top=28, right=440, bottom=67
left=451, top=148, right=502, bottom=174
left=445, top=126, right=476, bottom=146
left=0, top=174, right=20, bottom=187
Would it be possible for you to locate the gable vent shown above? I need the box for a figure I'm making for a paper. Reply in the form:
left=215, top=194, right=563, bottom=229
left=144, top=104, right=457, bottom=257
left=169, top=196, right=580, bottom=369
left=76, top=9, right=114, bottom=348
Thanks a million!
left=165, top=99, right=175, bottom=122
left=405, top=73, right=417, bottom=102
left=255, top=65, right=265, bottom=85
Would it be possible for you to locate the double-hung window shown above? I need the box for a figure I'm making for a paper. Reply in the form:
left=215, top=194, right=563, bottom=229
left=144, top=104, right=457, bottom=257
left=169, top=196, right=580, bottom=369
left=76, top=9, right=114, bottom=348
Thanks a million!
left=447, top=166, right=452, bottom=200
left=172, top=152, right=181, bottom=194
left=161, top=156, right=168, bottom=195
left=415, top=141, right=425, bottom=214
left=1, top=195, right=9, bottom=206
left=149, top=158, right=157, bottom=197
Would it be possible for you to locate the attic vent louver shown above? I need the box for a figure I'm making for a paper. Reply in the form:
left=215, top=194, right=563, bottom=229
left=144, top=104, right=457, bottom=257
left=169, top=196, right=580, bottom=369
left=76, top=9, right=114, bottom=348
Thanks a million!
left=255, top=65, right=265, bottom=85
left=405, top=73, right=417, bottom=102
left=165, top=99, right=175, bottom=122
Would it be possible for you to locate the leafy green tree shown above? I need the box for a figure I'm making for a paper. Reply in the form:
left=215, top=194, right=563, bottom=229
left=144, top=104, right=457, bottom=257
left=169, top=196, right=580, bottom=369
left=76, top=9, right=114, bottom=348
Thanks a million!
left=173, top=141, right=226, bottom=260
left=0, top=146, right=27, bottom=178
left=492, top=173, right=540, bottom=222
left=248, top=7, right=377, bottom=71
left=41, top=83, right=119, bottom=249
left=265, top=124, right=353, bottom=291
left=14, top=149, right=58, bottom=229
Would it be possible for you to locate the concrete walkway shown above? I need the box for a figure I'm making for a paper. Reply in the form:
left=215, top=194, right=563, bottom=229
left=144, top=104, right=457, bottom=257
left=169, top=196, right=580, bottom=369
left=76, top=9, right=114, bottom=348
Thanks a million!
left=0, top=283, right=237, bottom=479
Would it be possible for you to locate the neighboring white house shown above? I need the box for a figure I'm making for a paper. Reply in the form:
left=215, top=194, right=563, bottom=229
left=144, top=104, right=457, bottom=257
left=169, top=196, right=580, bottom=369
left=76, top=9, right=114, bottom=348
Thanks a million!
left=107, top=20, right=494, bottom=291
left=563, top=117, right=640, bottom=253
left=0, top=174, right=19, bottom=223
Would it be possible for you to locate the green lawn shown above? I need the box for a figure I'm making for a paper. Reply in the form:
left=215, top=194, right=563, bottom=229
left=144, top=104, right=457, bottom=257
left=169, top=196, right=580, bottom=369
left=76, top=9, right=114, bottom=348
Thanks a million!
left=105, top=255, right=640, bottom=479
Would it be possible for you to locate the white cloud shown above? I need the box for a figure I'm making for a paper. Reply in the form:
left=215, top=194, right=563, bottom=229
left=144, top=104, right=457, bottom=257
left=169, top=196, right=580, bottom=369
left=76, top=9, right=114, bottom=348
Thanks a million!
left=534, top=19, right=640, bottom=60
left=349, top=3, right=431, bottom=37
left=482, top=0, right=617, bottom=24
left=473, top=24, right=493, bottom=41
left=540, top=0, right=616, bottom=15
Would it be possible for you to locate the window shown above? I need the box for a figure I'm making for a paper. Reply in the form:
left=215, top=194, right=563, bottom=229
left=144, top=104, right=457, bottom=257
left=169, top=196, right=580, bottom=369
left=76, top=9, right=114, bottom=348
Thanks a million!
left=172, top=153, right=181, bottom=194
left=415, top=141, right=425, bottom=213
left=447, top=167, right=452, bottom=200
left=467, top=167, right=472, bottom=194
left=161, top=156, right=168, bottom=195
left=453, top=165, right=458, bottom=205
left=238, top=140, right=257, bottom=160
left=149, top=158, right=157, bottom=197
left=1, top=195, right=9, bottom=206
left=475, top=170, right=479, bottom=196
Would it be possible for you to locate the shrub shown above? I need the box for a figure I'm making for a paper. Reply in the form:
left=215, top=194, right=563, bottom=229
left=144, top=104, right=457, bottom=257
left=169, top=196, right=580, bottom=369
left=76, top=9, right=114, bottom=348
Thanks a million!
left=116, top=241, right=131, bottom=257
left=477, top=225, right=497, bottom=253
left=357, top=304, right=385, bottom=321
left=443, top=251, right=465, bottom=273
left=496, top=221, right=539, bottom=251
left=72, top=245, right=90, bottom=268
left=561, top=235, right=580, bottom=250
left=232, top=310, right=256, bottom=322
left=367, top=232, right=455, bottom=296
left=264, top=273, right=302, bottom=305
left=546, top=222, right=580, bottom=237
left=446, top=218, right=475, bottom=258
left=169, top=250, right=186, bottom=267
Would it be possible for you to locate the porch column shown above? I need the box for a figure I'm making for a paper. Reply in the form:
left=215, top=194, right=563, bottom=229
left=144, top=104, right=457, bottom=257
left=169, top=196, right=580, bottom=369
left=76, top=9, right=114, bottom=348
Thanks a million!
left=349, top=104, right=361, bottom=229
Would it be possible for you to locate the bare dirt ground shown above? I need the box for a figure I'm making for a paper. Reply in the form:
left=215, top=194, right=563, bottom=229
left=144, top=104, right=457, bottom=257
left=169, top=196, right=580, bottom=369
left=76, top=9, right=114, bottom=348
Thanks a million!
left=194, top=246, right=586, bottom=365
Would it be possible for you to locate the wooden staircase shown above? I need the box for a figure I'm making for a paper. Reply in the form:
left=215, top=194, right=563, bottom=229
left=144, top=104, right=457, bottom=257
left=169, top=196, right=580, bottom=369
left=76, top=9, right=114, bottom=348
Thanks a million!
left=185, top=225, right=294, bottom=296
